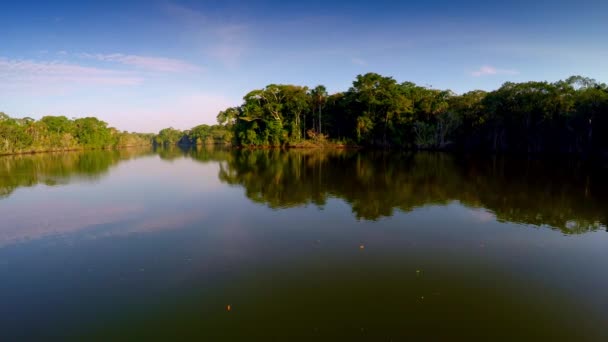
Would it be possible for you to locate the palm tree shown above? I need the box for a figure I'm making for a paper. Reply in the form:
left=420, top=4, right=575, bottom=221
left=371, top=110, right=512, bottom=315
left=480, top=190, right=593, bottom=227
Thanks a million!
left=310, top=85, right=328, bottom=134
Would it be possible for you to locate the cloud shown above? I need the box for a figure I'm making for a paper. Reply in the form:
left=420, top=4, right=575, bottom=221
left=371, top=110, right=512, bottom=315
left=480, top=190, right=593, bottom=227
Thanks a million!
left=165, top=2, right=249, bottom=67
left=0, top=201, right=143, bottom=247
left=468, top=208, right=496, bottom=223
left=207, top=24, right=248, bottom=68
left=165, top=1, right=206, bottom=22
left=351, top=57, right=367, bottom=66
left=484, top=43, right=608, bottom=61
left=77, top=53, right=202, bottom=72
left=0, top=57, right=142, bottom=88
left=471, top=65, right=519, bottom=77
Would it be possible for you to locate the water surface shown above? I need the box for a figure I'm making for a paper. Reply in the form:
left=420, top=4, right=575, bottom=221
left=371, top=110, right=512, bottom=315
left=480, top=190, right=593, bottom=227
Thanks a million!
left=1, top=147, right=607, bottom=340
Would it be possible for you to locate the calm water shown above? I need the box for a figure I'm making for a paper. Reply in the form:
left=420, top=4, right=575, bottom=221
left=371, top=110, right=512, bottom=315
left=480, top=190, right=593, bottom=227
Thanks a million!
left=1, top=147, right=608, bottom=340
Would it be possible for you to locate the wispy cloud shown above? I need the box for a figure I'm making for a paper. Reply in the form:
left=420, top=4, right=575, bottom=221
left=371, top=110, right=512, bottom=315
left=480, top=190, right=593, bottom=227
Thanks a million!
left=351, top=57, right=367, bottom=66
left=471, top=65, right=519, bottom=77
left=0, top=57, right=142, bottom=87
left=207, top=24, right=248, bottom=68
left=165, top=2, right=249, bottom=68
left=0, top=201, right=143, bottom=247
left=77, top=53, right=202, bottom=72
left=484, top=43, right=608, bottom=61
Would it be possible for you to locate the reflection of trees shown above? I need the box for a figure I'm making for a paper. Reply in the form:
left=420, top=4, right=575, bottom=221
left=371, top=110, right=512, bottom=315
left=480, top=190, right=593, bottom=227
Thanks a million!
left=0, top=148, right=153, bottom=198
left=216, top=149, right=608, bottom=234
left=155, top=145, right=234, bottom=164
left=155, top=145, right=190, bottom=161
left=2, top=146, right=606, bottom=235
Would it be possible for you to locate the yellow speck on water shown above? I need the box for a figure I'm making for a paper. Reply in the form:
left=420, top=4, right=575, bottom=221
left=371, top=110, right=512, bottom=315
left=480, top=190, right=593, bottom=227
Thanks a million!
left=226, top=304, right=231, bottom=312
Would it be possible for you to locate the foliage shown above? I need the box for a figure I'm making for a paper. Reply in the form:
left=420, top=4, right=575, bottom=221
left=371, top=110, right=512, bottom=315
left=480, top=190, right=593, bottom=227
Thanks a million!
left=0, top=113, right=152, bottom=154
left=203, top=73, right=608, bottom=155
left=153, top=124, right=232, bottom=147
left=154, top=127, right=183, bottom=146
left=4, top=73, right=607, bottom=156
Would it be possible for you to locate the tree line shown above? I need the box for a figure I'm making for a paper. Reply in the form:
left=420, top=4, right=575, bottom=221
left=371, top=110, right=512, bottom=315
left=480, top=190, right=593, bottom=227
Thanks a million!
left=0, top=113, right=154, bottom=155
left=153, top=124, right=232, bottom=146
left=174, top=73, right=607, bottom=156
left=4, top=73, right=607, bottom=156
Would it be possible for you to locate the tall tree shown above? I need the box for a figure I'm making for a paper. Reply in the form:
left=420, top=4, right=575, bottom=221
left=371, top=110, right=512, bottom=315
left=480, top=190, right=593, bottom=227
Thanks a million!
left=310, top=85, right=328, bottom=135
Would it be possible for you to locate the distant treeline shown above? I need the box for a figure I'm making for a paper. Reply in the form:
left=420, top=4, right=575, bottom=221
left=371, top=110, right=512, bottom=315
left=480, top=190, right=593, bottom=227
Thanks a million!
left=0, top=113, right=154, bottom=155
left=5, top=73, right=607, bottom=156
left=153, top=124, right=232, bottom=147
left=158, top=73, right=608, bottom=156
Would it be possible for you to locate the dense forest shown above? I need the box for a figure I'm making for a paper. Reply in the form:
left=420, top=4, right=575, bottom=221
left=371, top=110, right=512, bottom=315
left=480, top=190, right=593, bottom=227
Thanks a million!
left=3, top=73, right=607, bottom=156
left=159, top=73, right=608, bottom=156
left=154, top=124, right=232, bottom=147
left=0, top=113, right=153, bottom=155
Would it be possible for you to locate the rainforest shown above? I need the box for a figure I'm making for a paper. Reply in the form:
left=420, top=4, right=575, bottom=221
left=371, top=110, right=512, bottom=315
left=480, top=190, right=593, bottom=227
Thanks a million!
left=3, top=74, right=608, bottom=156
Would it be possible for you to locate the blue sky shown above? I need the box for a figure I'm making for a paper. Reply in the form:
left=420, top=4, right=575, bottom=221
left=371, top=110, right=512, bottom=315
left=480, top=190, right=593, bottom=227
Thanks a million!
left=1, top=0, right=607, bottom=132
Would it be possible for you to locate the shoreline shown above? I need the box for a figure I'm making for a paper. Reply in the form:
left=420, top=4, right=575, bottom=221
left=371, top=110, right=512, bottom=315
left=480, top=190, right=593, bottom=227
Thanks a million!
left=2, top=143, right=606, bottom=162
left=0, top=144, right=153, bottom=157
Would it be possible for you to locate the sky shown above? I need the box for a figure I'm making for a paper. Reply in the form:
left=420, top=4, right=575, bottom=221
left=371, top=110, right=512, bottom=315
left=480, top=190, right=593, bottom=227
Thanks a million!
left=1, top=0, right=607, bottom=132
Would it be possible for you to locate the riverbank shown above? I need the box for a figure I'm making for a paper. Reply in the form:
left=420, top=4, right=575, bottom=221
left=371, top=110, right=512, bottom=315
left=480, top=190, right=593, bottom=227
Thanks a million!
left=286, top=139, right=360, bottom=149
left=0, top=144, right=153, bottom=157
left=175, top=139, right=361, bottom=150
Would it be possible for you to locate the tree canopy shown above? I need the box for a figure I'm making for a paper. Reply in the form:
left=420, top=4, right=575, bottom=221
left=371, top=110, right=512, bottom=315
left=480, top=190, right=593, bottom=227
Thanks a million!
left=197, top=73, right=608, bottom=156
left=0, top=114, right=153, bottom=155
left=4, top=73, right=607, bottom=156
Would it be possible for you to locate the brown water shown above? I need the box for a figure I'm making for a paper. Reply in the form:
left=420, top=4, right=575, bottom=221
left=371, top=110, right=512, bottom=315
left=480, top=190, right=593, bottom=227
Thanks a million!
left=1, top=146, right=607, bottom=340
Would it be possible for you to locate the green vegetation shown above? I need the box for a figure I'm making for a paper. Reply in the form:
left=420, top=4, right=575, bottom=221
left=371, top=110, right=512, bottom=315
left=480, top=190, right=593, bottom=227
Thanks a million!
left=5, top=73, right=608, bottom=156
left=153, top=124, right=232, bottom=147
left=190, top=73, right=608, bottom=155
left=0, top=113, right=153, bottom=155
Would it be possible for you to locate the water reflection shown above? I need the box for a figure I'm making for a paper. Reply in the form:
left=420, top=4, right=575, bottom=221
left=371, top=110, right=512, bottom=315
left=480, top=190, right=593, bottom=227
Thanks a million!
left=2, top=146, right=608, bottom=340
left=1, top=146, right=607, bottom=234
left=215, top=149, right=608, bottom=234
left=0, top=147, right=154, bottom=198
